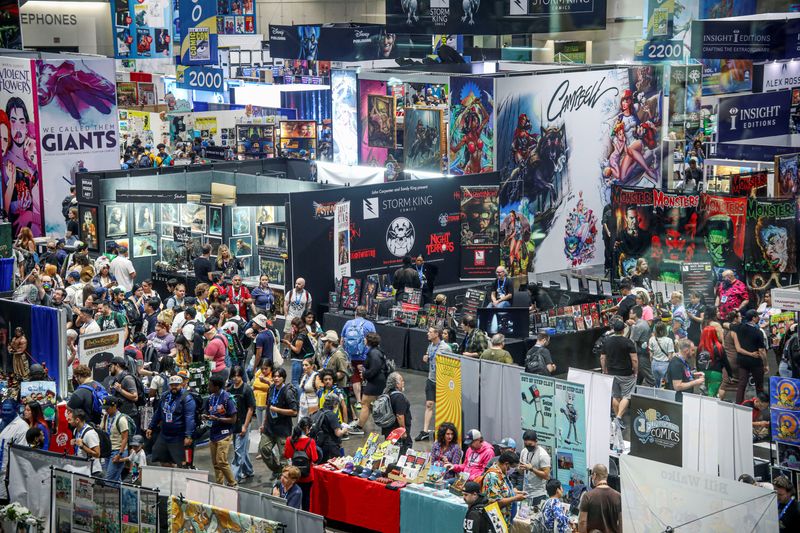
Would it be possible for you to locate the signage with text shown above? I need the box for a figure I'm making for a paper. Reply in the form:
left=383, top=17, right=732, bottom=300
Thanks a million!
left=717, top=90, right=792, bottom=143
left=691, top=18, right=800, bottom=61
left=178, top=0, right=218, bottom=65
left=177, top=65, right=224, bottom=92
left=116, top=190, right=188, bottom=203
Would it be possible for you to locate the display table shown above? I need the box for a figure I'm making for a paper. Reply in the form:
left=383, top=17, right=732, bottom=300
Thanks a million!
left=309, top=466, right=400, bottom=533
left=399, top=484, right=466, bottom=533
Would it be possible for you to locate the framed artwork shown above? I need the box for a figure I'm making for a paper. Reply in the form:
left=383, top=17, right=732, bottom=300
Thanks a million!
left=230, top=236, right=252, bottom=257
left=256, top=206, right=274, bottom=224
left=362, top=274, right=378, bottom=308
left=204, top=236, right=222, bottom=256
left=279, top=120, right=317, bottom=139
left=340, top=276, right=362, bottom=310
left=132, top=234, right=157, bottom=258
left=160, top=237, right=180, bottom=264
left=259, top=255, right=285, bottom=287
left=160, top=203, right=179, bottom=225
left=134, top=204, right=155, bottom=234
left=232, top=206, right=251, bottom=236
left=79, top=206, right=99, bottom=251
left=105, top=204, right=128, bottom=238
left=208, top=206, right=223, bottom=236
left=404, top=107, right=445, bottom=172
left=367, top=94, right=396, bottom=148
left=276, top=227, right=287, bottom=250
left=182, top=203, right=207, bottom=233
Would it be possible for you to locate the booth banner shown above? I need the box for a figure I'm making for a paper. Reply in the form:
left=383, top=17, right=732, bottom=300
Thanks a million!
left=334, top=200, right=351, bottom=281
left=170, top=496, right=281, bottom=532
left=37, top=58, right=119, bottom=236
left=620, top=454, right=778, bottom=533
left=521, top=373, right=556, bottom=453
left=701, top=59, right=753, bottom=96
left=743, top=197, right=796, bottom=274
left=553, top=380, right=586, bottom=488
left=111, top=0, right=173, bottom=59
left=269, top=25, right=383, bottom=61
left=7, top=445, right=92, bottom=524
left=358, top=79, right=390, bottom=169
left=449, top=76, right=494, bottom=175
left=681, top=262, right=715, bottom=306
left=435, top=354, right=462, bottom=443
left=762, top=60, right=800, bottom=92
left=730, top=171, right=768, bottom=197
left=629, top=394, right=683, bottom=466
left=611, top=185, right=654, bottom=279
left=775, top=154, right=799, bottom=198
left=770, top=376, right=800, bottom=410
left=459, top=185, right=499, bottom=279
left=331, top=69, right=358, bottom=166
left=691, top=17, right=799, bottom=61
left=496, top=66, right=662, bottom=276
left=0, top=0, right=22, bottom=49
left=717, top=90, right=792, bottom=143
left=385, top=0, right=606, bottom=35
left=0, top=58, right=43, bottom=237
left=178, top=0, right=217, bottom=66
left=78, top=328, right=126, bottom=384
left=643, top=0, right=673, bottom=39
left=700, top=193, right=747, bottom=278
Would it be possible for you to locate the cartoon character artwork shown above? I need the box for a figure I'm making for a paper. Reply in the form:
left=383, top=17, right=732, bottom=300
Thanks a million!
left=449, top=78, right=493, bottom=175
left=605, top=89, right=659, bottom=187
left=563, top=193, right=598, bottom=267
left=560, top=392, right=581, bottom=445
left=298, top=25, right=319, bottom=60
left=500, top=209, right=531, bottom=274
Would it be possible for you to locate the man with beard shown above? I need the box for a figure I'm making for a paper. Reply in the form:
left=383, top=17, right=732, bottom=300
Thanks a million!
left=614, top=207, right=650, bottom=277
left=4, top=98, right=38, bottom=233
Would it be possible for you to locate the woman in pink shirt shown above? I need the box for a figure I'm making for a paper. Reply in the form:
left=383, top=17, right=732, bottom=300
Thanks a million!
left=634, top=289, right=654, bottom=325
left=202, top=318, right=230, bottom=383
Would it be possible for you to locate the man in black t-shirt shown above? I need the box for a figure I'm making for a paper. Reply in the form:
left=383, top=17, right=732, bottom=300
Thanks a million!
left=228, top=366, right=255, bottom=483
left=193, top=244, right=214, bottom=283
left=733, top=310, right=767, bottom=404
left=259, top=368, right=298, bottom=480
left=382, top=372, right=413, bottom=453
left=603, top=281, right=636, bottom=321
left=775, top=475, right=800, bottom=533
left=665, top=339, right=705, bottom=402
left=601, top=320, right=637, bottom=430
left=314, top=393, right=347, bottom=461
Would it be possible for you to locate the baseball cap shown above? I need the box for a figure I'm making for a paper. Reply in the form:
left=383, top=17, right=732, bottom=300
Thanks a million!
left=499, top=437, right=517, bottom=450
left=342, top=462, right=355, bottom=475
left=168, top=375, right=183, bottom=385
left=177, top=370, right=189, bottom=381
left=463, top=429, right=482, bottom=445
left=130, top=435, right=144, bottom=447
left=111, top=287, right=125, bottom=295
left=252, top=314, right=269, bottom=329
left=111, top=356, right=127, bottom=367
left=462, top=481, right=482, bottom=495
left=103, top=396, right=121, bottom=408
left=67, top=271, right=80, bottom=281
left=184, top=296, right=197, bottom=306
left=320, top=330, right=339, bottom=343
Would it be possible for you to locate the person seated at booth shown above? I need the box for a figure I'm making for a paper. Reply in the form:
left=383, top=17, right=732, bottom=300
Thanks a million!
left=449, top=429, right=495, bottom=481
left=742, top=392, right=771, bottom=442
left=489, top=266, right=513, bottom=308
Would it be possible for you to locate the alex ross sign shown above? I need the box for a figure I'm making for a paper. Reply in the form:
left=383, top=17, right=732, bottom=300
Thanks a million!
left=717, top=90, right=791, bottom=143
left=762, top=61, right=800, bottom=92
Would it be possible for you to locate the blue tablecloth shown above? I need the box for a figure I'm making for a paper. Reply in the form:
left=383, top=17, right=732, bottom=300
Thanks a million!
left=400, top=485, right=467, bottom=533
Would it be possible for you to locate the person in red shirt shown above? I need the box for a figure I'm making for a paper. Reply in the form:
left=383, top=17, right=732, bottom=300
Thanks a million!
left=742, top=391, right=771, bottom=441
left=716, top=269, right=749, bottom=317
left=226, top=275, right=252, bottom=319
left=283, top=416, right=319, bottom=511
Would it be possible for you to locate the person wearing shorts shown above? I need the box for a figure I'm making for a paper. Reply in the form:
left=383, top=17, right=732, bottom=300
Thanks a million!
left=600, top=319, right=638, bottom=430
left=146, top=375, right=196, bottom=467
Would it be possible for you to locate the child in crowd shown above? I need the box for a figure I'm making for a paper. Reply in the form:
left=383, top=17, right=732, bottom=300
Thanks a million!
left=125, top=434, right=147, bottom=484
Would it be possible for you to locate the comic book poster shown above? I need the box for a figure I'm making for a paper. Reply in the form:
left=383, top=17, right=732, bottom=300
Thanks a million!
left=116, top=82, right=138, bottom=107
left=359, top=79, right=389, bottom=166
left=521, top=373, right=556, bottom=455
left=775, top=154, right=799, bottom=198
left=460, top=186, right=499, bottom=279
left=331, top=69, right=358, bottom=166
left=649, top=189, right=702, bottom=283
left=497, top=66, right=662, bottom=274
left=449, top=77, right=494, bottom=175
left=404, top=107, right=444, bottom=172
left=744, top=198, right=796, bottom=274
left=339, top=276, right=361, bottom=310
left=611, top=186, right=654, bottom=279
left=366, top=94, right=395, bottom=148
left=112, top=0, right=172, bottom=60
left=405, top=82, right=447, bottom=107
left=730, top=171, right=768, bottom=197
left=699, top=193, right=747, bottom=280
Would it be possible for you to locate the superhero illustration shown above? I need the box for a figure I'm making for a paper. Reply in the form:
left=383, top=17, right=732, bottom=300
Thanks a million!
left=137, top=28, right=153, bottom=56
left=332, top=70, right=358, bottom=166
left=564, top=193, right=598, bottom=267
left=449, top=77, right=493, bottom=175
left=366, top=94, right=395, bottom=149
left=404, top=107, right=443, bottom=172
left=500, top=209, right=532, bottom=274
left=650, top=200, right=700, bottom=283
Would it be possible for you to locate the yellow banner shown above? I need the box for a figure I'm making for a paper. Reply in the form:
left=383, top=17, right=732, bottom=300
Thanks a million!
left=483, top=502, right=509, bottom=533
left=435, top=354, right=462, bottom=443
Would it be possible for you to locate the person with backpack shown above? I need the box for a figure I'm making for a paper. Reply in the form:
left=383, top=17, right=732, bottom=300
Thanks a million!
left=348, top=332, right=387, bottom=436
left=252, top=314, right=276, bottom=370
left=525, top=332, right=556, bottom=376
left=782, top=324, right=800, bottom=379
left=229, top=366, right=256, bottom=483
left=698, top=324, right=732, bottom=398
left=69, top=408, right=102, bottom=475
left=107, top=357, right=141, bottom=427
left=282, top=317, right=316, bottom=387
left=283, top=416, right=319, bottom=511
left=312, top=392, right=348, bottom=461
left=68, top=364, right=107, bottom=425
left=377, top=372, right=412, bottom=453
left=202, top=318, right=231, bottom=384
left=259, top=367, right=298, bottom=481
left=462, top=481, right=497, bottom=533
left=204, top=376, right=238, bottom=487
left=100, top=396, right=130, bottom=482
left=340, top=306, right=376, bottom=412
left=146, top=375, right=196, bottom=467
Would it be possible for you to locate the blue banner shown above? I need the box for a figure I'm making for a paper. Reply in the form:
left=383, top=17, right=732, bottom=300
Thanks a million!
left=771, top=376, right=800, bottom=410
left=717, top=90, right=792, bottom=143
left=176, top=65, right=224, bottom=92
left=635, top=39, right=684, bottom=62
left=178, top=0, right=217, bottom=65
left=692, top=18, right=800, bottom=60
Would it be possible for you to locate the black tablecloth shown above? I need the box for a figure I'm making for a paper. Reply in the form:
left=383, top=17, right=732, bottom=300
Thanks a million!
left=546, top=328, right=605, bottom=376
left=322, top=312, right=408, bottom=368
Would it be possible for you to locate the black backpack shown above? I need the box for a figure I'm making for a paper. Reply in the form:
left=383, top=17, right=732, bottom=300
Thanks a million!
left=82, top=423, right=112, bottom=459
left=122, top=299, right=142, bottom=329
left=524, top=346, right=548, bottom=375
left=786, top=334, right=800, bottom=376
left=291, top=439, right=313, bottom=477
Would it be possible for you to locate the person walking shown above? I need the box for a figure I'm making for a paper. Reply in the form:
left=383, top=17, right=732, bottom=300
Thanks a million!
left=146, top=375, right=196, bottom=467
left=601, top=319, right=638, bottom=435
left=733, top=309, right=768, bottom=404
left=417, top=326, right=447, bottom=441
left=259, top=368, right=298, bottom=481
left=648, top=322, right=674, bottom=388
left=628, top=306, right=654, bottom=386
left=283, top=417, right=319, bottom=511
left=100, top=396, right=129, bottom=482
left=205, top=375, right=238, bottom=486
left=381, top=372, right=413, bottom=453
left=578, top=464, right=621, bottom=533
left=228, top=366, right=255, bottom=483
left=341, top=306, right=376, bottom=410
left=349, top=333, right=387, bottom=435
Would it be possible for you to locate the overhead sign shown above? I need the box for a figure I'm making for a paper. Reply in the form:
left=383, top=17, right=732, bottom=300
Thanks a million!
left=761, top=60, right=800, bottom=92
left=179, top=0, right=218, bottom=65
left=116, top=190, right=188, bottom=203
left=111, top=0, right=173, bottom=59
left=635, top=39, right=684, bottom=62
left=177, top=65, right=224, bottom=92
left=771, top=287, right=800, bottom=312
left=268, top=24, right=383, bottom=61
left=717, top=90, right=792, bottom=143
left=691, top=17, right=800, bottom=61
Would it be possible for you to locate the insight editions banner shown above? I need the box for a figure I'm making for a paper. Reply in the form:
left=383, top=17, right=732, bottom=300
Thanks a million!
left=691, top=17, right=800, bottom=61
left=717, top=90, right=792, bottom=143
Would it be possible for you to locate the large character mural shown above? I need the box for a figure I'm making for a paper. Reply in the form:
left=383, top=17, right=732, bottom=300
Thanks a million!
left=497, top=66, right=662, bottom=274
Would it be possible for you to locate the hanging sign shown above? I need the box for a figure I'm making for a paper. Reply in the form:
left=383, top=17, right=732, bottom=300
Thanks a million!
left=178, top=0, right=218, bottom=65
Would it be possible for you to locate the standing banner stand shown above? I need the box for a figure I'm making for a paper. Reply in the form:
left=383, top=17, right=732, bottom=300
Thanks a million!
left=621, top=454, right=777, bottom=532
left=460, top=355, right=481, bottom=433
left=567, top=368, right=614, bottom=471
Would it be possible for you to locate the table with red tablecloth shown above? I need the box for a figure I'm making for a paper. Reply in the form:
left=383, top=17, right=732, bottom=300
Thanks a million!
left=309, top=466, right=401, bottom=533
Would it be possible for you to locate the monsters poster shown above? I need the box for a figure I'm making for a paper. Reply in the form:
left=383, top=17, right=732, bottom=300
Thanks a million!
left=496, top=66, right=662, bottom=274
left=744, top=198, right=796, bottom=274
left=449, top=76, right=494, bottom=175
left=699, top=193, right=747, bottom=279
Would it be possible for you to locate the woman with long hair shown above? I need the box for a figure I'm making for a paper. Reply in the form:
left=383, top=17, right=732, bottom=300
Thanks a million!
left=648, top=322, right=674, bottom=388
left=297, top=357, right=319, bottom=419
left=283, top=417, right=318, bottom=511
left=430, top=422, right=462, bottom=470
left=216, top=245, right=242, bottom=279
left=14, top=226, right=36, bottom=278
left=282, top=317, right=315, bottom=387
left=23, top=401, right=49, bottom=450
left=698, top=325, right=731, bottom=398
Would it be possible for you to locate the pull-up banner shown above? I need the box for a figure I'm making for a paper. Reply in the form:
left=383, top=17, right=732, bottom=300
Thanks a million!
left=691, top=17, right=800, bottom=61
left=385, top=0, right=607, bottom=35
left=178, top=0, right=218, bottom=65
left=268, top=25, right=384, bottom=61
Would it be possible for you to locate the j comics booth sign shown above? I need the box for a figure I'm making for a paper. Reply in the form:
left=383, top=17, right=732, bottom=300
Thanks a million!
left=288, top=173, right=498, bottom=299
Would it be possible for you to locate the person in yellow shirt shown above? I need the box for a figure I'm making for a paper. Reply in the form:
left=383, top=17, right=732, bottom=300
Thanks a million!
left=252, top=358, right=273, bottom=429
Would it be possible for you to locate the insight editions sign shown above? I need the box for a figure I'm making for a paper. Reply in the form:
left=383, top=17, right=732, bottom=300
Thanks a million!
left=717, top=90, right=791, bottom=143
left=691, top=18, right=800, bottom=61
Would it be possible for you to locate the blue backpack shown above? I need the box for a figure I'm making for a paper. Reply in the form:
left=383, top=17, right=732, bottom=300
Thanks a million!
left=78, top=382, right=109, bottom=417
left=343, top=320, right=367, bottom=361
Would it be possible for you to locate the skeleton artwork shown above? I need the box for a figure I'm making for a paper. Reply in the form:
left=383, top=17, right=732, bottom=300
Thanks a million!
left=386, top=217, right=415, bottom=257
left=402, top=0, right=419, bottom=24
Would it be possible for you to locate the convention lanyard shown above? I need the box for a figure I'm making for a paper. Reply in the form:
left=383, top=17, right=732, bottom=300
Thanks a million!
left=780, top=497, right=795, bottom=520
left=105, top=413, right=117, bottom=435
left=497, top=279, right=505, bottom=295
left=163, top=392, right=180, bottom=414
left=417, top=265, right=424, bottom=284
left=209, top=392, right=223, bottom=414
left=271, top=384, right=284, bottom=406
left=323, top=353, right=332, bottom=368
left=294, top=291, right=303, bottom=306
left=680, top=356, right=692, bottom=376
